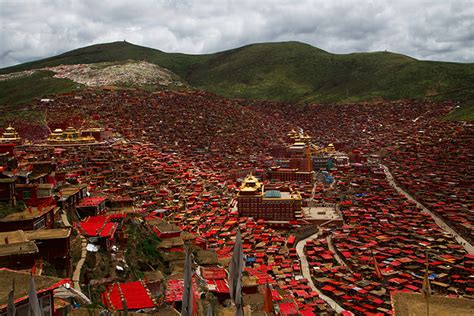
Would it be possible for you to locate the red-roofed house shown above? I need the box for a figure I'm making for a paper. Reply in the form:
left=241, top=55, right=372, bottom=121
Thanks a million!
left=0, top=268, right=71, bottom=315
left=199, top=266, right=230, bottom=299
left=77, top=216, right=119, bottom=250
left=101, top=281, right=157, bottom=311
left=278, top=301, right=300, bottom=315
left=75, top=196, right=107, bottom=218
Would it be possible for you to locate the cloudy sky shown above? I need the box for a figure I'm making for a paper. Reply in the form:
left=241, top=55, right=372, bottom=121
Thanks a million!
left=1, top=0, right=473, bottom=68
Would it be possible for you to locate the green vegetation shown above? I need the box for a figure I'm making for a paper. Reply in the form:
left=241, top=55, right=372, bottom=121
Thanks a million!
left=0, top=70, right=81, bottom=124
left=0, top=104, right=45, bottom=126
left=0, top=41, right=208, bottom=78
left=0, top=201, right=25, bottom=219
left=124, top=219, right=164, bottom=279
left=185, top=43, right=474, bottom=112
left=1, top=41, right=473, bottom=119
left=0, top=70, right=81, bottom=106
left=444, top=101, right=474, bottom=121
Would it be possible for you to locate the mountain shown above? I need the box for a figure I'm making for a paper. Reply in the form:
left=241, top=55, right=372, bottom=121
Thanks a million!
left=1, top=41, right=473, bottom=120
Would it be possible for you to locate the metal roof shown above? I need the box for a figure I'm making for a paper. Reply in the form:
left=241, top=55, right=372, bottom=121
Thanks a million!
left=264, top=190, right=282, bottom=198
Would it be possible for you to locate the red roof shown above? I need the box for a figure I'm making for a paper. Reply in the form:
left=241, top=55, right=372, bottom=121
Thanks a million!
left=102, top=281, right=155, bottom=310
left=78, top=221, right=118, bottom=238
left=77, top=196, right=107, bottom=207
left=83, top=214, right=125, bottom=223
left=201, top=267, right=227, bottom=280
left=166, top=279, right=184, bottom=302
left=278, top=302, right=299, bottom=315
left=77, top=214, right=124, bottom=238
left=165, top=278, right=199, bottom=303
left=287, top=235, right=296, bottom=245
left=299, top=309, right=315, bottom=316
left=206, top=279, right=229, bottom=293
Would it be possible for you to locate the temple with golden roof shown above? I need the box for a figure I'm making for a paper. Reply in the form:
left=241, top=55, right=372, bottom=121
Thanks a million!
left=313, top=142, right=349, bottom=170
left=0, top=125, right=22, bottom=144
left=271, top=129, right=349, bottom=173
left=47, top=127, right=96, bottom=145
left=269, top=130, right=314, bottom=182
left=237, top=174, right=302, bottom=221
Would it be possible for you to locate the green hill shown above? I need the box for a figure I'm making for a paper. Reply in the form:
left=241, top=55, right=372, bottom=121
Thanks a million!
left=0, top=41, right=208, bottom=78
left=1, top=41, right=473, bottom=120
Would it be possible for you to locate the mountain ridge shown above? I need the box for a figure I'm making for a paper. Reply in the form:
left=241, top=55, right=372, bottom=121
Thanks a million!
left=1, top=41, right=473, bottom=120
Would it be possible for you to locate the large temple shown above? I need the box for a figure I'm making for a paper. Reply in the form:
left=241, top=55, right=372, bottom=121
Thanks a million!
left=268, top=130, right=314, bottom=181
left=312, top=142, right=349, bottom=170
left=270, top=129, right=349, bottom=175
left=237, top=174, right=302, bottom=221
left=47, top=127, right=96, bottom=145
left=0, top=125, right=22, bottom=144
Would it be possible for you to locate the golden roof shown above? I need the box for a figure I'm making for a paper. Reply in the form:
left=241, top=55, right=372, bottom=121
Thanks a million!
left=47, top=127, right=96, bottom=143
left=292, top=141, right=306, bottom=146
left=0, top=125, right=21, bottom=141
left=239, top=174, right=262, bottom=192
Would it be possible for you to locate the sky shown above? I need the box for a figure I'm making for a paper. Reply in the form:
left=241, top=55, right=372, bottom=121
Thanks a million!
left=1, top=0, right=473, bottom=68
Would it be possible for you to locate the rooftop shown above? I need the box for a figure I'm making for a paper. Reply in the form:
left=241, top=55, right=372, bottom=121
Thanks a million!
left=78, top=221, right=118, bottom=238
left=0, top=229, right=70, bottom=244
left=102, top=281, right=156, bottom=310
left=264, top=190, right=281, bottom=198
left=24, top=228, right=71, bottom=240
left=147, top=218, right=181, bottom=232
left=76, top=196, right=107, bottom=207
left=0, top=241, right=38, bottom=256
left=0, top=205, right=57, bottom=222
left=239, top=174, right=263, bottom=192
left=0, top=268, right=70, bottom=310
left=0, top=230, right=27, bottom=244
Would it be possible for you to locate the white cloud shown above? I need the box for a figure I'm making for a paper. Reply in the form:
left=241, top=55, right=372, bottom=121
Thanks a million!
left=0, top=0, right=473, bottom=67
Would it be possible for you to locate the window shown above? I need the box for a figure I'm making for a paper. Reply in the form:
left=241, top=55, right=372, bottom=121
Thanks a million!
left=22, top=190, right=31, bottom=200
left=37, top=188, right=52, bottom=198
left=33, top=217, right=45, bottom=230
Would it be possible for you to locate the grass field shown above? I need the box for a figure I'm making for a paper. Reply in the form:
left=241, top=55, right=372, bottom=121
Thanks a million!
left=0, top=70, right=81, bottom=106
left=0, top=70, right=83, bottom=124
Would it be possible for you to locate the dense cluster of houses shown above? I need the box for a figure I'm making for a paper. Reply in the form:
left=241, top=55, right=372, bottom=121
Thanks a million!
left=0, top=89, right=471, bottom=315
left=305, top=163, right=472, bottom=314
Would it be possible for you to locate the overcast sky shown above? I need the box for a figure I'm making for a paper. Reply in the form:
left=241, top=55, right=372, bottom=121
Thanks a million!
left=1, top=0, right=473, bottom=68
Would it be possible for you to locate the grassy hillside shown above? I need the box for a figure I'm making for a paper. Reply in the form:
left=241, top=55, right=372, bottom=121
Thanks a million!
left=0, top=41, right=208, bottom=78
left=0, top=70, right=82, bottom=125
left=1, top=41, right=473, bottom=119
left=0, top=70, right=81, bottom=105
left=185, top=42, right=474, bottom=108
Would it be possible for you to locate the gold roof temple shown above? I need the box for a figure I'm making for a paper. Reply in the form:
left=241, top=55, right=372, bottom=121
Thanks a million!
left=239, top=174, right=263, bottom=194
left=47, top=127, right=96, bottom=145
left=0, top=125, right=22, bottom=144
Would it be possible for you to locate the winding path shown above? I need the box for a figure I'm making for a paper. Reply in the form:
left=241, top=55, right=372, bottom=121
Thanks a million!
left=383, top=165, right=473, bottom=254
left=296, top=230, right=349, bottom=314
left=72, top=235, right=88, bottom=291
left=61, top=211, right=72, bottom=227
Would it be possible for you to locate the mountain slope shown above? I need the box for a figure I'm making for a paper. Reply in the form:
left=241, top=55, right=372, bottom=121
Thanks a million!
left=0, top=41, right=207, bottom=78
left=185, top=42, right=473, bottom=106
left=1, top=41, right=473, bottom=119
